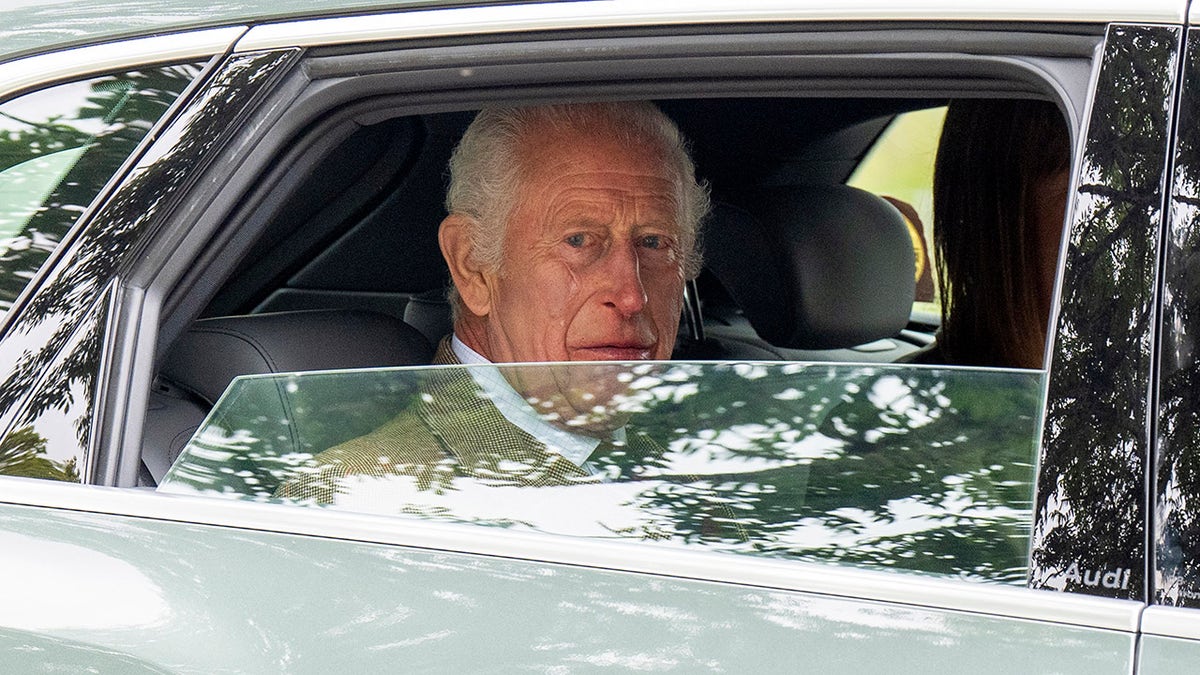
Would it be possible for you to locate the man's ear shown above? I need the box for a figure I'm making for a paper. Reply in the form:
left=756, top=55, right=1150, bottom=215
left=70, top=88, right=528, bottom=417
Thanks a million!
left=438, top=214, right=492, bottom=317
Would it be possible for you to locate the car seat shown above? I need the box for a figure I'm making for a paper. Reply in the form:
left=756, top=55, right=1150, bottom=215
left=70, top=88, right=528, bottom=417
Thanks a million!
left=688, top=184, right=918, bottom=361
left=141, top=309, right=433, bottom=484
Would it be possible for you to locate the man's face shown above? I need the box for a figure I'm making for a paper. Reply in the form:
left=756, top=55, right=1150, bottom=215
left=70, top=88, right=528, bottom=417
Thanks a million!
left=476, top=128, right=687, bottom=364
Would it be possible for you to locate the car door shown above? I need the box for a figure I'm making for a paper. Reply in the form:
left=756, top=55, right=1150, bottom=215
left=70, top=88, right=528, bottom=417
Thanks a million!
left=0, top=2, right=1187, bottom=670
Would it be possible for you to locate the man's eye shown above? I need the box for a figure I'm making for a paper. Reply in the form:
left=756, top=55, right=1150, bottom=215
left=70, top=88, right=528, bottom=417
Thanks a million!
left=565, top=233, right=587, bottom=248
left=640, top=235, right=665, bottom=250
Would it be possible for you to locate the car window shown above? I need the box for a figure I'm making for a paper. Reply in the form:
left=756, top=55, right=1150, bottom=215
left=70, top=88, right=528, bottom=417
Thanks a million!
left=0, top=63, right=203, bottom=319
left=161, top=361, right=1042, bottom=584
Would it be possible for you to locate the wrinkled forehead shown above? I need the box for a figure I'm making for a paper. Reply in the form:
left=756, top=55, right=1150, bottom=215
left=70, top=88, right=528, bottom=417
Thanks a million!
left=512, top=119, right=684, bottom=197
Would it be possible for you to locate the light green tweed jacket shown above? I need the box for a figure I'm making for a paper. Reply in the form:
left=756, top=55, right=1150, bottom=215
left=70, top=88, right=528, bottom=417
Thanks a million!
left=275, top=337, right=667, bottom=503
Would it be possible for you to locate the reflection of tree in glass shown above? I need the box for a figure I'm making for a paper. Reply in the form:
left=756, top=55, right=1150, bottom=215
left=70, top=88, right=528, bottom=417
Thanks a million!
left=169, top=362, right=1042, bottom=584
left=1154, top=31, right=1200, bottom=607
left=0, top=56, right=284, bottom=430
left=0, top=425, right=77, bottom=481
left=626, top=365, right=1040, bottom=583
left=0, top=65, right=200, bottom=469
left=0, top=115, right=89, bottom=170
left=167, top=371, right=427, bottom=498
left=1034, top=25, right=1178, bottom=598
left=0, top=54, right=290, bottom=483
left=0, top=64, right=201, bottom=312
left=9, top=288, right=109, bottom=454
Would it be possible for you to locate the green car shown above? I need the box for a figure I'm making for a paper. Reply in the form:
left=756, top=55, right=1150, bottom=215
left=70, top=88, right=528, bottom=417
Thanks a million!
left=1, top=0, right=1198, bottom=671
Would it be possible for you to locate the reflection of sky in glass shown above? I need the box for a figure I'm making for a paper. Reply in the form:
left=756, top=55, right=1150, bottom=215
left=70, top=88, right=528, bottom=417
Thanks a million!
left=776, top=490, right=1025, bottom=552
left=337, top=475, right=660, bottom=540
left=0, top=80, right=106, bottom=134
left=658, top=428, right=842, bottom=475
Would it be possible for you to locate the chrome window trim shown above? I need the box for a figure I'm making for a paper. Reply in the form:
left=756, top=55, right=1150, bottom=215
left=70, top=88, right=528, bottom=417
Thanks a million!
left=1142, top=606, right=1200, bottom=639
left=0, top=27, right=246, bottom=102
left=236, top=0, right=1185, bottom=53
left=0, top=475, right=1144, bottom=632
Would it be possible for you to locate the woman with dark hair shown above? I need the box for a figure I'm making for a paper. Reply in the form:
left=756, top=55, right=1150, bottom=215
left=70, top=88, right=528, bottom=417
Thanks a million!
left=932, top=98, right=1071, bottom=369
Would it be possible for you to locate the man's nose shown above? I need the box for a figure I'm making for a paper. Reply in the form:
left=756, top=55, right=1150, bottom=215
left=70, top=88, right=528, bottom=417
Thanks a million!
left=600, top=242, right=648, bottom=316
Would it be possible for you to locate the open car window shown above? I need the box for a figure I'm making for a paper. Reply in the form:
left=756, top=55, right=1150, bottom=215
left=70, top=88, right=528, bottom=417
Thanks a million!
left=161, top=360, right=1043, bottom=585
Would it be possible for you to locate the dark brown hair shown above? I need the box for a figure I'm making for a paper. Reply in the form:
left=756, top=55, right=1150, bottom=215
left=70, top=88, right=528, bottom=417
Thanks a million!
left=933, top=99, right=1070, bottom=368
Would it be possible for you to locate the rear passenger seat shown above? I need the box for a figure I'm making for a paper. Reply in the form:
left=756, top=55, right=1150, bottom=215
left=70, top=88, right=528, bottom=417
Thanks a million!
left=141, top=309, right=432, bottom=484
left=688, top=184, right=920, bottom=362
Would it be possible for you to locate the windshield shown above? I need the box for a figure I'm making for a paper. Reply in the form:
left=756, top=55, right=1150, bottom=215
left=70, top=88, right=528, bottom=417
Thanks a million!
left=160, top=361, right=1042, bottom=584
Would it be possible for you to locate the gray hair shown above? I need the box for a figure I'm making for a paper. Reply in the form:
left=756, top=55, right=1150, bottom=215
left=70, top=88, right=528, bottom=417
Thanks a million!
left=444, top=101, right=709, bottom=320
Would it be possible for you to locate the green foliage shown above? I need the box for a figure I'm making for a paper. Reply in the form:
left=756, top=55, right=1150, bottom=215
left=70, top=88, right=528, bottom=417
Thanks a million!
left=0, top=425, right=78, bottom=481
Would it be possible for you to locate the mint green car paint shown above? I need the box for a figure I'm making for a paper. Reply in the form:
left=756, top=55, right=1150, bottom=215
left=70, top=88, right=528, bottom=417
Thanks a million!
left=0, top=501, right=1135, bottom=672
left=0, top=1, right=1189, bottom=67
left=0, top=627, right=172, bottom=673
left=0, top=0, right=459, bottom=64
left=1137, top=635, right=1200, bottom=673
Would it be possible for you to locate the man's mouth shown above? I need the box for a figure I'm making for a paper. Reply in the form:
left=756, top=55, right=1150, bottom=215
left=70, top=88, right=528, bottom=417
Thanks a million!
left=572, top=342, right=655, bottom=361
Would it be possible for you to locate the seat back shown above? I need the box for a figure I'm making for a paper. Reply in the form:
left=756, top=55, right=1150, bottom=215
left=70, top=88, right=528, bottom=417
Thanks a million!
left=142, top=309, right=433, bottom=483
left=403, top=287, right=454, bottom=346
left=702, top=184, right=916, bottom=354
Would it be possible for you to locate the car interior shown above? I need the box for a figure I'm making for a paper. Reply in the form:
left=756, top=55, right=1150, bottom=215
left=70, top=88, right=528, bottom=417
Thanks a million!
left=134, top=95, right=1041, bottom=487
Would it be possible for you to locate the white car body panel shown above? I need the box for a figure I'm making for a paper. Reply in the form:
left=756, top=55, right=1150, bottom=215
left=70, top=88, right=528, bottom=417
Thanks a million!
left=0, top=28, right=246, bottom=102
left=236, top=0, right=1187, bottom=53
left=0, top=476, right=1143, bottom=632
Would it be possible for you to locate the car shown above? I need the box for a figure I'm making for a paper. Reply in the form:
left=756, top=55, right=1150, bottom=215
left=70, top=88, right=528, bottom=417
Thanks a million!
left=1, top=0, right=1199, bottom=670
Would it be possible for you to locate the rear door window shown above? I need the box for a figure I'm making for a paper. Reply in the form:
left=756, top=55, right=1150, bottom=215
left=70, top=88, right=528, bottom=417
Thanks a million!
left=161, top=361, right=1042, bottom=584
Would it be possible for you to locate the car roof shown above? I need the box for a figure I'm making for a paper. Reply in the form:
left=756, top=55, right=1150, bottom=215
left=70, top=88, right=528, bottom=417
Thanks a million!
left=0, top=0, right=1188, bottom=66
left=0, top=0, right=436, bottom=64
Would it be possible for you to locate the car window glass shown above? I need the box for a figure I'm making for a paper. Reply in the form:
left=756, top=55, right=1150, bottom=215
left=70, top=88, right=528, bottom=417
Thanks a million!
left=0, top=63, right=203, bottom=318
left=0, top=284, right=113, bottom=483
left=161, top=361, right=1042, bottom=584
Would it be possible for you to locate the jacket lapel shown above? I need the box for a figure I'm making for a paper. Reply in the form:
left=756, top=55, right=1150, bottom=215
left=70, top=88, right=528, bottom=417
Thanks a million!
left=423, top=337, right=591, bottom=486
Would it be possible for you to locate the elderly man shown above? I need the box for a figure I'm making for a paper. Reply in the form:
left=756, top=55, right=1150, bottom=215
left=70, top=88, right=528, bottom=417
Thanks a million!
left=276, top=101, right=709, bottom=503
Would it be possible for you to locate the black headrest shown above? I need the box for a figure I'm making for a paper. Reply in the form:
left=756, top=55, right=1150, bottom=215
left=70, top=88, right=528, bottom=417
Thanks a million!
left=403, top=287, right=454, bottom=346
left=706, top=185, right=915, bottom=349
left=161, top=309, right=433, bottom=405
